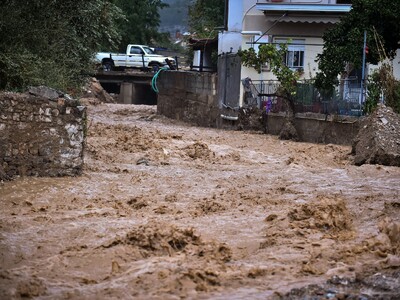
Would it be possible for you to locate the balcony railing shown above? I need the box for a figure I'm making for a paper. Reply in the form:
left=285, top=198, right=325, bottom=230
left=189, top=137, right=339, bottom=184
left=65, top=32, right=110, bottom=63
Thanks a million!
left=243, top=78, right=365, bottom=116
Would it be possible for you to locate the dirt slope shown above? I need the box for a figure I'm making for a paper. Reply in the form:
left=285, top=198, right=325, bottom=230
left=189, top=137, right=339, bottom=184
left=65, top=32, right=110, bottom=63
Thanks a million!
left=1, top=103, right=399, bottom=299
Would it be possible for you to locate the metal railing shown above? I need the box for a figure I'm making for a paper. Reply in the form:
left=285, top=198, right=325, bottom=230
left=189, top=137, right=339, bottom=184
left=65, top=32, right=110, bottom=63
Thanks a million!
left=243, top=78, right=365, bottom=116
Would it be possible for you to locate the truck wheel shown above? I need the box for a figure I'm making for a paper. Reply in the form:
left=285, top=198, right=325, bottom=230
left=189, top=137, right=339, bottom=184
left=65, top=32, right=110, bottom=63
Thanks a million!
left=149, top=62, right=162, bottom=71
left=102, top=61, right=113, bottom=72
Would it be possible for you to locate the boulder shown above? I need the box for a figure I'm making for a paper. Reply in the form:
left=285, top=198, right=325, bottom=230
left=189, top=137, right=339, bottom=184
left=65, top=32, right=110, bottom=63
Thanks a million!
left=352, top=104, right=400, bottom=166
left=28, top=86, right=63, bottom=100
left=81, top=77, right=114, bottom=104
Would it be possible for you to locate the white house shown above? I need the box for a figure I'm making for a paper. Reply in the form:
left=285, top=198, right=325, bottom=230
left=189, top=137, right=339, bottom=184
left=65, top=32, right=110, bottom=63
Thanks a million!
left=218, top=0, right=400, bottom=111
left=218, top=0, right=352, bottom=108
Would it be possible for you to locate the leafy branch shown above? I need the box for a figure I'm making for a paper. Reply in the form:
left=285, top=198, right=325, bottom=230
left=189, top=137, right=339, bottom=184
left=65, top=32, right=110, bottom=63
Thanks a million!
left=238, top=43, right=300, bottom=99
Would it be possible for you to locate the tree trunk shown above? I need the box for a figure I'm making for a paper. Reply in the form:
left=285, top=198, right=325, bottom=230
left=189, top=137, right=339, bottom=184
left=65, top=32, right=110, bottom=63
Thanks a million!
left=279, top=94, right=298, bottom=141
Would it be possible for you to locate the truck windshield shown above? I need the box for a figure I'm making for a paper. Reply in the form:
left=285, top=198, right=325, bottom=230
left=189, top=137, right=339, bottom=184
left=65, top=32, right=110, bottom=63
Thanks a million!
left=143, top=47, right=156, bottom=55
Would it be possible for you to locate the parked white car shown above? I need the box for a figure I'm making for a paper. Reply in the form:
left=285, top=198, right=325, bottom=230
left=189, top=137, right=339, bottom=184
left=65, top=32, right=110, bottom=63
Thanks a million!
left=95, top=44, right=175, bottom=71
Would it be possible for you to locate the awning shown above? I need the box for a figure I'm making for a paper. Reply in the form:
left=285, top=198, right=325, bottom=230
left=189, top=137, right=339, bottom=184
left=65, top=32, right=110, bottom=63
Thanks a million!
left=263, top=13, right=341, bottom=24
left=256, top=4, right=351, bottom=13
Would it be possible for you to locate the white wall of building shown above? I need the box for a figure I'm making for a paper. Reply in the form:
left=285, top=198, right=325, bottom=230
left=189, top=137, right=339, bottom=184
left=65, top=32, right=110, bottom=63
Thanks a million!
left=227, top=0, right=243, bottom=32
left=218, top=31, right=242, bottom=55
left=368, top=49, right=400, bottom=81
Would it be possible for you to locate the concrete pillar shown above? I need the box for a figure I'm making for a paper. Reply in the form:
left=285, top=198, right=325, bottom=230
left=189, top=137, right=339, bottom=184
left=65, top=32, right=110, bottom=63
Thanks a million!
left=119, top=82, right=133, bottom=104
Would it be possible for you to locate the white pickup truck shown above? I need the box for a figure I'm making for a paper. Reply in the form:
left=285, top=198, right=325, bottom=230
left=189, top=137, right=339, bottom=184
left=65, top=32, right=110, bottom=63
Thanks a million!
left=95, top=44, right=175, bottom=71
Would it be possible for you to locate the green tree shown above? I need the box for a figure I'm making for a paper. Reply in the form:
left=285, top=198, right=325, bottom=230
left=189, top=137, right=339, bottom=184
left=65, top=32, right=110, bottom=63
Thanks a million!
left=188, top=0, right=225, bottom=38
left=112, top=0, right=168, bottom=51
left=315, top=0, right=400, bottom=90
left=0, top=0, right=122, bottom=92
left=239, top=44, right=300, bottom=105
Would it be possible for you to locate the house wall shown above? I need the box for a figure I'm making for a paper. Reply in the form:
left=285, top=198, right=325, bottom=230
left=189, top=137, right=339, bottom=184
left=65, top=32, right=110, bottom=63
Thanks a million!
left=241, top=19, right=331, bottom=79
left=0, top=92, right=86, bottom=178
left=218, top=31, right=242, bottom=55
left=368, top=49, right=400, bottom=81
left=157, top=71, right=220, bottom=128
left=227, top=0, right=243, bottom=32
left=218, top=0, right=244, bottom=55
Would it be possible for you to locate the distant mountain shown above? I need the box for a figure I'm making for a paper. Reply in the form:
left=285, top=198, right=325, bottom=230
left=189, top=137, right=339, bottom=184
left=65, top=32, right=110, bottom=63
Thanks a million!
left=159, top=0, right=193, bottom=36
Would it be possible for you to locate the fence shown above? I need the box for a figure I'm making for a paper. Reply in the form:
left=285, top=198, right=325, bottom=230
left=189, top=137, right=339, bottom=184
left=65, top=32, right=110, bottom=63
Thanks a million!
left=245, top=78, right=365, bottom=116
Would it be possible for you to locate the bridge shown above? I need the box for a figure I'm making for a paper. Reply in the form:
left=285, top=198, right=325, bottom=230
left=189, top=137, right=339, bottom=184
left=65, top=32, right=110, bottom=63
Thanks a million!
left=95, top=70, right=157, bottom=105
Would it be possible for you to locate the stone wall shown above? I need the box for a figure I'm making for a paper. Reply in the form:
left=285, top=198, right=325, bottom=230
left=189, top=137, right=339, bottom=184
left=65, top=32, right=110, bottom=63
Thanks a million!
left=0, top=90, right=86, bottom=178
left=157, top=71, right=220, bottom=128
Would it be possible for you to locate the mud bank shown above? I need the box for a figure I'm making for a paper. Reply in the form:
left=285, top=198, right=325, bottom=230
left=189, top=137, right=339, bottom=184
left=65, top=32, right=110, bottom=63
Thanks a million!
left=1, top=104, right=399, bottom=299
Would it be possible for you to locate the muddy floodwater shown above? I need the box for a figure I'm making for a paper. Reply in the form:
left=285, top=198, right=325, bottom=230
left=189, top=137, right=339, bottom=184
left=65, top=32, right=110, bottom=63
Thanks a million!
left=1, top=104, right=400, bottom=299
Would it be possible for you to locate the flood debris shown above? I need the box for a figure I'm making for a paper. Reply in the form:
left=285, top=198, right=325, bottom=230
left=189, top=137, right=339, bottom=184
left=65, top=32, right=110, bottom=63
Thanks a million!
left=352, top=104, right=400, bottom=166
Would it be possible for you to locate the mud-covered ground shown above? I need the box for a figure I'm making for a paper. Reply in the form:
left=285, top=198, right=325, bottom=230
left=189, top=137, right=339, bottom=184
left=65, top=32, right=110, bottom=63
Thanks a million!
left=1, top=104, right=400, bottom=299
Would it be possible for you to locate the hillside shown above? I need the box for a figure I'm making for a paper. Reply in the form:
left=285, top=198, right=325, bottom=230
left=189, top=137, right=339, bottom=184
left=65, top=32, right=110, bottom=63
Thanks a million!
left=159, top=0, right=192, bottom=36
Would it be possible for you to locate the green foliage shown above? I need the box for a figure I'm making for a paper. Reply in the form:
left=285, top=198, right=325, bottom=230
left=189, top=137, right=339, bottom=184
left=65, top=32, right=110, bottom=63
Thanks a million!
left=238, top=44, right=300, bottom=97
left=316, top=0, right=400, bottom=90
left=364, top=72, right=381, bottom=114
left=188, top=0, right=225, bottom=38
left=111, top=0, right=168, bottom=51
left=365, top=64, right=400, bottom=114
left=0, top=0, right=122, bottom=92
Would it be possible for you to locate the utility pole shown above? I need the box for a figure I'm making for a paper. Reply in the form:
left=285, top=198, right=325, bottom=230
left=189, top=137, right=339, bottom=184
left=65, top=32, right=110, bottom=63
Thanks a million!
left=360, top=30, right=367, bottom=110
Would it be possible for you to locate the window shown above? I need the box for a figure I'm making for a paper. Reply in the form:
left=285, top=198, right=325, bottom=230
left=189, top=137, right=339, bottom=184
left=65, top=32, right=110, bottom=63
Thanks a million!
left=142, top=46, right=155, bottom=55
left=274, top=38, right=305, bottom=70
left=130, top=47, right=143, bottom=55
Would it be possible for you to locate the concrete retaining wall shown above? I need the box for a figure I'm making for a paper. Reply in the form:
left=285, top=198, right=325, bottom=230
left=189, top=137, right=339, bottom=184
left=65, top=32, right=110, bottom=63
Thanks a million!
left=157, top=71, right=220, bottom=128
left=0, top=91, right=86, bottom=178
left=156, top=71, right=360, bottom=145
left=266, top=113, right=360, bottom=145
